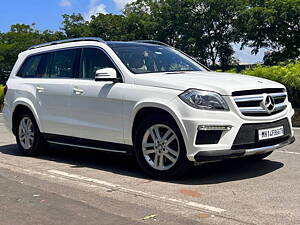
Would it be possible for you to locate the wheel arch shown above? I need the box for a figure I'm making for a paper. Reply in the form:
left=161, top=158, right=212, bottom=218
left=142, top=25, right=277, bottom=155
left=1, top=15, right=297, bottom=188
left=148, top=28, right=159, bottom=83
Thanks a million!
left=129, top=102, right=188, bottom=149
left=12, top=98, right=42, bottom=135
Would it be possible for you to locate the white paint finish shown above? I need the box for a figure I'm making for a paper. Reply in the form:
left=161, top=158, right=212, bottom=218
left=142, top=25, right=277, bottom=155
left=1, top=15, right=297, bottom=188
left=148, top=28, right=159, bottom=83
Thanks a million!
left=2, top=39, right=295, bottom=167
left=133, top=71, right=285, bottom=95
left=33, top=78, right=73, bottom=135
left=48, top=169, right=226, bottom=213
left=69, top=79, right=125, bottom=143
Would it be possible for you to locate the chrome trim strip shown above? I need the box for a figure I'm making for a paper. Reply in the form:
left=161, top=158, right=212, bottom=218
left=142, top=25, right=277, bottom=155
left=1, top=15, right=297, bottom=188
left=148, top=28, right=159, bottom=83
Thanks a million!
left=239, top=103, right=287, bottom=114
left=239, top=106, right=265, bottom=113
left=274, top=103, right=287, bottom=111
left=243, top=136, right=295, bottom=156
left=271, top=93, right=287, bottom=98
left=47, top=141, right=127, bottom=154
left=234, top=95, right=264, bottom=102
left=233, top=91, right=287, bottom=116
left=198, top=125, right=232, bottom=131
left=233, top=93, right=287, bottom=103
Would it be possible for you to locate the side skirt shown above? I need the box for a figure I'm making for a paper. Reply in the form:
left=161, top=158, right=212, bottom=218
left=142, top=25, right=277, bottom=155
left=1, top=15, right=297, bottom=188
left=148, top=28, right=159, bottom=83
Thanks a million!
left=43, top=133, right=133, bottom=154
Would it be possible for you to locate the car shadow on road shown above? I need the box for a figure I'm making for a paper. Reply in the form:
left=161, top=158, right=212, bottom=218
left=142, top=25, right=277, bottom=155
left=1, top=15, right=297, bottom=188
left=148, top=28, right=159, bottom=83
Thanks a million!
left=0, top=143, right=284, bottom=185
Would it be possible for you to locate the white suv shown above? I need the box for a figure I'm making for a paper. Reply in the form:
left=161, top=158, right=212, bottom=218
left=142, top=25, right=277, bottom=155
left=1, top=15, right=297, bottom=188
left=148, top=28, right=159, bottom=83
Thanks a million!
left=2, top=38, right=295, bottom=179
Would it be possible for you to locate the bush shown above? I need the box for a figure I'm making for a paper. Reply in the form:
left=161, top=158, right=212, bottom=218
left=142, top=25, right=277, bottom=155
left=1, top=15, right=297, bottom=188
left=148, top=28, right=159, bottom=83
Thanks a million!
left=0, top=85, right=4, bottom=106
left=240, top=62, right=300, bottom=108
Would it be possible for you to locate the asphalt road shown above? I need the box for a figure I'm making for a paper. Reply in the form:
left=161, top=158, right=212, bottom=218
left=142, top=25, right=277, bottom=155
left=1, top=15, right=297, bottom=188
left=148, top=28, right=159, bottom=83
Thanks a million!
left=0, top=114, right=299, bottom=225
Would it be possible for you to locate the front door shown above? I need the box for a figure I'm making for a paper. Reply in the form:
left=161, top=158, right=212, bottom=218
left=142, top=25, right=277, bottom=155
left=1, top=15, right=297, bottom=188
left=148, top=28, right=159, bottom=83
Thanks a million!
left=69, top=47, right=124, bottom=144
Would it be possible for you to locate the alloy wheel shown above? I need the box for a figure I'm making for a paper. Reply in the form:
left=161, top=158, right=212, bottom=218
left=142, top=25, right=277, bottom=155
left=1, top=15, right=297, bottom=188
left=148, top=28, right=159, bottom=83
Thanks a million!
left=18, top=116, right=35, bottom=150
left=142, top=124, right=180, bottom=171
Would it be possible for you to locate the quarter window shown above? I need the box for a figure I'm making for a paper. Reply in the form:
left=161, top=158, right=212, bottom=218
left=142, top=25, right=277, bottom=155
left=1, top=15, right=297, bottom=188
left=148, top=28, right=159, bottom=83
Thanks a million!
left=80, top=48, right=119, bottom=79
left=17, top=55, right=43, bottom=78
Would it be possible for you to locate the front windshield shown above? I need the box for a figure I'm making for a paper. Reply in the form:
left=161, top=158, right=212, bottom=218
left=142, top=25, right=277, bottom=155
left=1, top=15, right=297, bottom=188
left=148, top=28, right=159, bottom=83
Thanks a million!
left=111, top=44, right=205, bottom=74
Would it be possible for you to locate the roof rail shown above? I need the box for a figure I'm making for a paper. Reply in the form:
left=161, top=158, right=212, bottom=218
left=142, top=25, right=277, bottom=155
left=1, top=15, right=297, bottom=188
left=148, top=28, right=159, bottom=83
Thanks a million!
left=133, top=40, right=171, bottom=47
left=28, top=37, right=106, bottom=50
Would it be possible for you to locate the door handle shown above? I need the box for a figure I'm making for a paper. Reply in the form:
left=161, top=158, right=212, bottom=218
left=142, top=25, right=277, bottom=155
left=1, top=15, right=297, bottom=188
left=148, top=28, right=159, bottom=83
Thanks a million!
left=73, top=87, right=84, bottom=95
left=36, top=86, right=45, bottom=93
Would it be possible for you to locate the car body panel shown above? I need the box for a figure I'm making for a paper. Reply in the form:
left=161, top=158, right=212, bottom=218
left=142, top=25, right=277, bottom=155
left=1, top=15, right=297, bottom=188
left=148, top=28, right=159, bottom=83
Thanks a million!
left=3, top=40, right=295, bottom=164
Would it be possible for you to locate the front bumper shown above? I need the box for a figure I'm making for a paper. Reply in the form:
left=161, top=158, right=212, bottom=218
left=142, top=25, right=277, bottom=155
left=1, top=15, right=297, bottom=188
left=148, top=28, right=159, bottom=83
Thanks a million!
left=194, top=136, right=295, bottom=162
left=168, top=96, right=295, bottom=162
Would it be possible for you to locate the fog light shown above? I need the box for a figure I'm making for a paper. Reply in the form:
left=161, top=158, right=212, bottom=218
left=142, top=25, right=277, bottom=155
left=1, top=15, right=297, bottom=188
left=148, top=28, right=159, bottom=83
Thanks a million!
left=198, top=125, right=232, bottom=131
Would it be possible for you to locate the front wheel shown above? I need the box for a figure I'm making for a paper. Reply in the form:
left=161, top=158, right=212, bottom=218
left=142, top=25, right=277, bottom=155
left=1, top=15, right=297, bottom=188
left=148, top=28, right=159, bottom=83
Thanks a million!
left=134, top=116, right=191, bottom=179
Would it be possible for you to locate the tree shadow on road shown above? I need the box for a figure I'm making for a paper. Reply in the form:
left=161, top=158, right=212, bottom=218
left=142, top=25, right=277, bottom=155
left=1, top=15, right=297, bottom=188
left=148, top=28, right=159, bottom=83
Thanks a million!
left=0, top=143, right=284, bottom=185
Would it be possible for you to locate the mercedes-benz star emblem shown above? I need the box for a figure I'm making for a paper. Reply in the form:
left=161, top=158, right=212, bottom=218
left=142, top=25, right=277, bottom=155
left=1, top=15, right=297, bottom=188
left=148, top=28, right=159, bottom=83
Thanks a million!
left=263, top=95, right=275, bottom=113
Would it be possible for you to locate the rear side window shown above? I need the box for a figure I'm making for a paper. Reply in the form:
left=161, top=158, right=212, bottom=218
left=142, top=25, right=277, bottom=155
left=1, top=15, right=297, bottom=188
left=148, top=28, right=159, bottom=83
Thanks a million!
left=17, top=55, right=43, bottom=78
left=80, top=48, right=119, bottom=79
left=17, top=48, right=80, bottom=78
left=48, top=49, right=79, bottom=78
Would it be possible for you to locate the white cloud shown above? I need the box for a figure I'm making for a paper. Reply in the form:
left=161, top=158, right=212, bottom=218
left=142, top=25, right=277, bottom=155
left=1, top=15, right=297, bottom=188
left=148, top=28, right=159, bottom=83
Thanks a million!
left=84, top=0, right=107, bottom=21
left=113, top=0, right=135, bottom=10
left=59, top=0, right=72, bottom=7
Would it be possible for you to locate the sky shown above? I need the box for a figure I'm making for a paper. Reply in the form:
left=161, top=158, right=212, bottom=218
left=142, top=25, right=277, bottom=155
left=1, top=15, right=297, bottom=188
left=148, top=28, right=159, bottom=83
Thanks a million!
left=0, top=0, right=265, bottom=63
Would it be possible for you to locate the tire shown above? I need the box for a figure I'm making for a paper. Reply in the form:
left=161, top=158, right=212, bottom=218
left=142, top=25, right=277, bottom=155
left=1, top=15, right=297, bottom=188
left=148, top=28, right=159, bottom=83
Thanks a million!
left=15, top=111, right=47, bottom=156
left=134, top=115, right=191, bottom=179
left=245, top=151, right=273, bottom=161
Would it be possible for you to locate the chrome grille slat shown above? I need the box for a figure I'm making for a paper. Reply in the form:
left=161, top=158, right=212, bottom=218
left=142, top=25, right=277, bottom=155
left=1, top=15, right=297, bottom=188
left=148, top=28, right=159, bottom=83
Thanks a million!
left=234, top=95, right=264, bottom=103
left=274, top=103, right=287, bottom=112
left=233, top=90, right=287, bottom=116
left=239, top=107, right=265, bottom=114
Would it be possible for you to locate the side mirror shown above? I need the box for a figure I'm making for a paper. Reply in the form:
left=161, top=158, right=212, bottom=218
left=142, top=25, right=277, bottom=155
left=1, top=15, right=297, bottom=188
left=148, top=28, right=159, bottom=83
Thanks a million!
left=95, top=68, right=120, bottom=82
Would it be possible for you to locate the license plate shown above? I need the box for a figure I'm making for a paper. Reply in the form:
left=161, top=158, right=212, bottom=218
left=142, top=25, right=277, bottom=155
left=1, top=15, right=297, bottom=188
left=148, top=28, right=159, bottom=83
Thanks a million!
left=258, top=126, right=284, bottom=140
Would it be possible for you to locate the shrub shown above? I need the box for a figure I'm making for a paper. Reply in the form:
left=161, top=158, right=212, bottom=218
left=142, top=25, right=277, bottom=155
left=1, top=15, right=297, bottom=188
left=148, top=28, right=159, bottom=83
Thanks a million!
left=240, top=62, right=300, bottom=108
left=0, top=85, right=4, bottom=106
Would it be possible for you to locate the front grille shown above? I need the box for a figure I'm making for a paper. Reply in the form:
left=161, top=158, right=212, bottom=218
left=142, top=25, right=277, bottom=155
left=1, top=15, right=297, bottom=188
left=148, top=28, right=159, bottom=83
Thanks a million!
left=232, top=88, right=287, bottom=116
left=231, top=118, right=292, bottom=150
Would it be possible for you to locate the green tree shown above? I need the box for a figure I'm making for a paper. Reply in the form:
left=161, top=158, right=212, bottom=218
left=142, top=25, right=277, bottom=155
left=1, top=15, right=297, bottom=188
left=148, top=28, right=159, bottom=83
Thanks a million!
left=0, top=24, right=64, bottom=81
left=237, top=0, right=300, bottom=65
left=61, top=14, right=90, bottom=37
left=89, top=14, right=129, bottom=40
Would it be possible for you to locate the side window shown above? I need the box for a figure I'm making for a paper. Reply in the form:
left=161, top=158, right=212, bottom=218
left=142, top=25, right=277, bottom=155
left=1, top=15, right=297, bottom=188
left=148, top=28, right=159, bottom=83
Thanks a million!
left=80, top=48, right=120, bottom=79
left=48, top=49, right=79, bottom=78
left=17, top=55, right=43, bottom=78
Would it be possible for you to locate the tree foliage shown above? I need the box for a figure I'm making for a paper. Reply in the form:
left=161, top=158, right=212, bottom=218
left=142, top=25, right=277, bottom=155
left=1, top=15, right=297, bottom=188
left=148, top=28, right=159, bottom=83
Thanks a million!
left=237, top=0, right=300, bottom=64
left=0, top=0, right=299, bottom=83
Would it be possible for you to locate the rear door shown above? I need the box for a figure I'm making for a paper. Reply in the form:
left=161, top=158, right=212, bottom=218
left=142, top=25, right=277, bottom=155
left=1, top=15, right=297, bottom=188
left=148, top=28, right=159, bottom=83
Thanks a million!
left=31, top=48, right=80, bottom=136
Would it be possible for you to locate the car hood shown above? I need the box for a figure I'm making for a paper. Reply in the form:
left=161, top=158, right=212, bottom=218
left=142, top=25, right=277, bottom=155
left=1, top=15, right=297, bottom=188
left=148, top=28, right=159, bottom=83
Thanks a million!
left=133, top=71, right=285, bottom=95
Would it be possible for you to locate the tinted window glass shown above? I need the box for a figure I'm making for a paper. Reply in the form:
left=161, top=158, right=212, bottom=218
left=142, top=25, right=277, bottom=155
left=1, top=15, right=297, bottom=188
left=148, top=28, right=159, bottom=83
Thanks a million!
left=48, top=49, right=79, bottom=78
left=111, top=45, right=204, bottom=74
left=18, top=55, right=43, bottom=78
left=80, top=48, right=118, bottom=79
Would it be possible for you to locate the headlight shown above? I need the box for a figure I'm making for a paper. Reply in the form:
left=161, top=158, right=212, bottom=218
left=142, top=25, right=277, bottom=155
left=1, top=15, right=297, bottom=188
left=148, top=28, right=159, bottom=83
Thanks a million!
left=179, top=89, right=229, bottom=111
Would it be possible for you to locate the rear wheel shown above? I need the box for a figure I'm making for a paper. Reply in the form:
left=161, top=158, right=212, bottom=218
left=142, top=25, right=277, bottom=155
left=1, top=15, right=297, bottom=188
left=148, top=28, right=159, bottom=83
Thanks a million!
left=16, top=111, right=47, bottom=156
left=134, top=115, right=191, bottom=179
